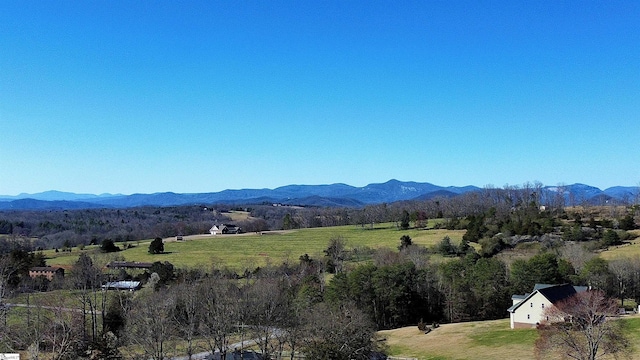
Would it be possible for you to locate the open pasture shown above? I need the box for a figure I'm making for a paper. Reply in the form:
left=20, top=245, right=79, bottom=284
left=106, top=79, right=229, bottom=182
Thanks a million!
left=381, top=318, right=537, bottom=360
left=223, top=210, right=253, bottom=222
left=44, top=222, right=465, bottom=270
left=599, top=229, right=640, bottom=260
left=380, top=316, right=640, bottom=360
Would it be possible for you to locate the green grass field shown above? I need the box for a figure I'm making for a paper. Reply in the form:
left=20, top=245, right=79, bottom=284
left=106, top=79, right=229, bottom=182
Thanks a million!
left=40, top=222, right=640, bottom=272
left=380, top=316, right=640, bottom=360
left=381, top=318, right=537, bottom=360
left=44, top=222, right=466, bottom=271
left=599, top=230, right=640, bottom=261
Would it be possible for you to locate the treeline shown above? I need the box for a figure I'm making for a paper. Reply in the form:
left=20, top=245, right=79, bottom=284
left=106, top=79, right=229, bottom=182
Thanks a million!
left=257, top=184, right=639, bottom=234
left=321, top=235, right=640, bottom=327
left=0, top=206, right=231, bottom=249
left=1, top=183, right=638, bottom=252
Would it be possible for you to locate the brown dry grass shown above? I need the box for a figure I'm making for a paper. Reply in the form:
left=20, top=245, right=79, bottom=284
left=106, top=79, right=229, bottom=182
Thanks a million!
left=381, top=316, right=640, bottom=360
left=600, top=230, right=640, bottom=260
left=564, top=206, right=630, bottom=219
left=380, top=319, right=536, bottom=360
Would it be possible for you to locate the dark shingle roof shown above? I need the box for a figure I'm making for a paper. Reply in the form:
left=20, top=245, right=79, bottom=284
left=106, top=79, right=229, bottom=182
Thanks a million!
left=533, top=283, right=556, bottom=291
left=30, top=266, right=63, bottom=272
left=538, top=284, right=577, bottom=304
left=508, top=284, right=589, bottom=313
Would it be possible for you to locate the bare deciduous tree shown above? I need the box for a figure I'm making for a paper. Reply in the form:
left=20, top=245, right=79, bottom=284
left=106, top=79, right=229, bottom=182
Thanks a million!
left=561, top=242, right=594, bottom=275
left=0, top=256, right=12, bottom=345
left=125, top=290, right=176, bottom=360
left=71, top=252, right=107, bottom=347
left=301, top=302, right=381, bottom=360
left=535, top=290, right=630, bottom=360
left=198, top=277, right=240, bottom=359
left=39, top=293, right=83, bottom=360
left=608, top=258, right=637, bottom=308
left=324, top=236, right=347, bottom=274
left=245, top=278, right=288, bottom=358
left=172, top=282, right=201, bottom=360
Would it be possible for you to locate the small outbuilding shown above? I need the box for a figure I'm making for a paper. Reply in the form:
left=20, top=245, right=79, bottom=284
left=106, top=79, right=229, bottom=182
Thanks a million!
left=102, top=281, right=142, bottom=291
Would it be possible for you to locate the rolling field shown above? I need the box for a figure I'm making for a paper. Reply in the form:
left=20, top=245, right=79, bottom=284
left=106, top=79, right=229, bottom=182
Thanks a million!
left=599, top=230, right=640, bottom=260
left=381, top=319, right=537, bottom=360
left=381, top=316, right=640, bottom=360
left=44, top=222, right=467, bottom=270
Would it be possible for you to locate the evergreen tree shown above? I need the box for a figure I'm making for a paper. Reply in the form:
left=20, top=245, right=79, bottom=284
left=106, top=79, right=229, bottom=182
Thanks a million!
left=148, top=237, right=164, bottom=254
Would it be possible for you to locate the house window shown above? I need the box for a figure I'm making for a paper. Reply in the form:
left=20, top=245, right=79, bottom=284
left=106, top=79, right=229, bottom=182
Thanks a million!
left=530, top=302, right=533, bottom=307
left=541, top=304, right=545, bottom=309
left=527, top=314, right=530, bottom=320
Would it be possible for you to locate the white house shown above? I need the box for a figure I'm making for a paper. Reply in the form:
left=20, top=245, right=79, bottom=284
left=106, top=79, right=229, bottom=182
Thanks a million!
left=507, top=284, right=588, bottom=329
left=209, top=224, right=241, bottom=235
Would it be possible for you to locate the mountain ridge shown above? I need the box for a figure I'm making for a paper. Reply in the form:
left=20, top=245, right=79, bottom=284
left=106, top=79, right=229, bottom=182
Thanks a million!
left=0, top=180, right=637, bottom=210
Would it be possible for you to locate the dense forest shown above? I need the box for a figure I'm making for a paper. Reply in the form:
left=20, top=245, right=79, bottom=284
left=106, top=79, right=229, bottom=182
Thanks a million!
left=1, top=185, right=639, bottom=359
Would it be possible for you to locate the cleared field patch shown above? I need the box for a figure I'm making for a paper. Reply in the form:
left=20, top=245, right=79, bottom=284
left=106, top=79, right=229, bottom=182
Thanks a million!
left=44, top=222, right=465, bottom=270
left=224, top=210, right=252, bottom=222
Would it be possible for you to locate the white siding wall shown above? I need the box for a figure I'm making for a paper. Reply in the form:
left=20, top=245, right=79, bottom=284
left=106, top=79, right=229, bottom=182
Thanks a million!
left=511, top=292, right=553, bottom=328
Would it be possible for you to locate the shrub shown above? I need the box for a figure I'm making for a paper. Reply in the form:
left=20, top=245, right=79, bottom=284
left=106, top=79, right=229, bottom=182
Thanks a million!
left=100, top=239, right=120, bottom=253
left=619, top=214, right=636, bottom=230
left=417, top=319, right=427, bottom=331
left=435, top=236, right=457, bottom=256
left=601, top=229, right=621, bottom=247
left=148, top=237, right=164, bottom=254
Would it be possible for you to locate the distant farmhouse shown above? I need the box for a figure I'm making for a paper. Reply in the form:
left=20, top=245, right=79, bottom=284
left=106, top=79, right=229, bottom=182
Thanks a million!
left=29, top=266, right=64, bottom=281
left=209, top=224, right=242, bottom=235
left=508, top=283, right=588, bottom=329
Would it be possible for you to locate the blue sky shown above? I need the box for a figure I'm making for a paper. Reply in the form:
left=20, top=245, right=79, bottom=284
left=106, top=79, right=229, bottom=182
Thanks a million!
left=1, top=1, right=638, bottom=195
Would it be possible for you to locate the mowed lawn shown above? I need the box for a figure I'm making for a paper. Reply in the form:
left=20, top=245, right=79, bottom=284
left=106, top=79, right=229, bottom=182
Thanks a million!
left=380, top=315, right=640, bottom=360
left=44, top=222, right=466, bottom=270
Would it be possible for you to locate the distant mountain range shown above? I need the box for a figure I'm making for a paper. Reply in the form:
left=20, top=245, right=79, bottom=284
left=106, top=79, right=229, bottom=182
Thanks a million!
left=0, top=180, right=637, bottom=211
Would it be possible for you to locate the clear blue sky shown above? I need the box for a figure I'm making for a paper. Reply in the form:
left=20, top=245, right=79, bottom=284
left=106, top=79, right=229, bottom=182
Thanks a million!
left=1, top=1, right=638, bottom=195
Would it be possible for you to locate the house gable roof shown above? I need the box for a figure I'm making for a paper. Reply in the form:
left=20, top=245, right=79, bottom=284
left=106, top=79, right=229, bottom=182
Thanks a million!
left=508, top=283, right=586, bottom=313
left=512, top=294, right=529, bottom=301
left=30, top=266, right=63, bottom=272
left=210, top=223, right=241, bottom=233
left=102, top=281, right=142, bottom=290
left=537, top=284, right=577, bottom=304
left=533, top=283, right=556, bottom=291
